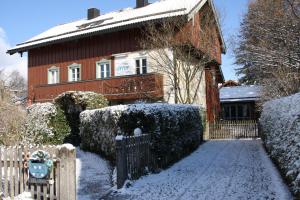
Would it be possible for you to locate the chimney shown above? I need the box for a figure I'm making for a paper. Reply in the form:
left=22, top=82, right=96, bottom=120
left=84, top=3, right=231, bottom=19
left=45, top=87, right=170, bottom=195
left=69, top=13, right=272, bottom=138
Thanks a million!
left=136, top=0, right=148, bottom=8
left=87, top=8, right=100, bottom=20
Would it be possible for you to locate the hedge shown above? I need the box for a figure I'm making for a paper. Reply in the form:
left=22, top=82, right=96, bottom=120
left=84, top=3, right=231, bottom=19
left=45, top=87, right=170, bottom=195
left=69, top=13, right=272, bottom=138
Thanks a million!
left=80, top=103, right=203, bottom=165
left=24, top=103, right=70, bottom=145
left=54, top=91, right=108, bottom=145
left=260, top=92, right=300, bottom=197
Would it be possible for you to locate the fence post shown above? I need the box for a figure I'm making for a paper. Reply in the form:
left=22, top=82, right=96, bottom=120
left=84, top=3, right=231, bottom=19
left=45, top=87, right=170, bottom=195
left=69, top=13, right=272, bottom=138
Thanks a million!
left=58, top=144, right=76, bottom=200
left=116, top=135, right=128, bottom=189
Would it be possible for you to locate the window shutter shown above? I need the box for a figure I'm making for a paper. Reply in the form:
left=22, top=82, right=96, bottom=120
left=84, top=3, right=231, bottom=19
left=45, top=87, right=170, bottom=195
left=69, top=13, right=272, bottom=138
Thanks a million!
left=47, top=70, right=51, bottom=84
left=68, top=67, right=72, bottom=82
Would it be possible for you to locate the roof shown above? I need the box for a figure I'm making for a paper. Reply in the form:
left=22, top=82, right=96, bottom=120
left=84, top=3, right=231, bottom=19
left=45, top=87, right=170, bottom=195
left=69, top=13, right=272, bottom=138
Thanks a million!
left=7, top=0, right=226, bottom=55
left=220, top=85, right=262, bottom=103
left=220, top=80, right=240, bottom=88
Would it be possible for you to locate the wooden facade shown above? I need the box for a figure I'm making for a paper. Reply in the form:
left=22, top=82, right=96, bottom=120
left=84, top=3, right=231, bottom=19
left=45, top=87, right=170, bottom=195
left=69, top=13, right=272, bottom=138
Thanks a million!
left=27, top=28, right=148, bottom=102
left=205, top=65, right=221, bottom=122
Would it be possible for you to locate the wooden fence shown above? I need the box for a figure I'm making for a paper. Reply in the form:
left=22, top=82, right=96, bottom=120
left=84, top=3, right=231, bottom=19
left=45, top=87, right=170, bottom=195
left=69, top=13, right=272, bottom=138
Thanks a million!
left=0, top=145, right=76, bottom=200
left=209, top=120, right=259, bottom=139
left=116, top=134, right=157, bottom=189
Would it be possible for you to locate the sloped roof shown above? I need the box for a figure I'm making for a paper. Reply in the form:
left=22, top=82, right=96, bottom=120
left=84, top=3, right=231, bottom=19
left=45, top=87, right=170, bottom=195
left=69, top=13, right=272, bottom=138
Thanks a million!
left=220, top=85, right=262, bottom=103
left=7, top=0, right=225, bottom=55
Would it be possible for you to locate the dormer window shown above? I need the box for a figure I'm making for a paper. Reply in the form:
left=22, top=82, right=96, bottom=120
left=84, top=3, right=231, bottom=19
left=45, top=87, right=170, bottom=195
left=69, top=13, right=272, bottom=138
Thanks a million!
left=96, top=60, right=111, bottom=79
left=48, top=66, right=60, bottom=84
left=68, top=63, right=81, bottom=82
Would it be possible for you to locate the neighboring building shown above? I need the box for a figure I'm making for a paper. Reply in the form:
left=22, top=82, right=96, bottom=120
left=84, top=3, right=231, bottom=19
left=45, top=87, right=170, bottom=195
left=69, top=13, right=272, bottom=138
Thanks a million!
left=220, top=85, right=261, bottom=120
left=7, top=0, right=226, bottom=122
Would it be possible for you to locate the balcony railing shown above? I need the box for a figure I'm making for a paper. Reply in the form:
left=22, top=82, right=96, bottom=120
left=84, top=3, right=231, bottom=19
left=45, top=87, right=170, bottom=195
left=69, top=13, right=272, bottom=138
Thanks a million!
left=31, top=73, right=164, bottom=102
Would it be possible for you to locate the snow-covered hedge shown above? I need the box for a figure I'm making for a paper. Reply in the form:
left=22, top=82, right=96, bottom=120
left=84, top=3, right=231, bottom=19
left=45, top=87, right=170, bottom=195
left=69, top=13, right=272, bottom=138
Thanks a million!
left=80, top=103, right=203, bottom=163
left=55, top=91, right=108, bottom=145
left=260, top=93, right=300, bottom=197
left=24, top=103, right=70, bottom=144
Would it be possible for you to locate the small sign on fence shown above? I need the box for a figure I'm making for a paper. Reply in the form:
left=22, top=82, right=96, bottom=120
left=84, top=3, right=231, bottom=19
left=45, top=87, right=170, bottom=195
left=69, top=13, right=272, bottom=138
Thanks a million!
left=28, top=150, right=53, bottom=185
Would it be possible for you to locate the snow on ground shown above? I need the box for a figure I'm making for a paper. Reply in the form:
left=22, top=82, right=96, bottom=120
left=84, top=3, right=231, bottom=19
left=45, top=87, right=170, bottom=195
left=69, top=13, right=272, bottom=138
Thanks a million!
left=76, top=148, right=113, bottom=200
left=105, top=140, right=292, bottom=200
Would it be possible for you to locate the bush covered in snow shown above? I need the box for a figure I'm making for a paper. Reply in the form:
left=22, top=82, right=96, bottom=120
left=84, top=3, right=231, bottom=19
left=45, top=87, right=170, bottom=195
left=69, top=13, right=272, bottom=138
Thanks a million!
left=80, top=103, right=203, bottom=163
left=55, top=91, right=108, bottom=145
left=24, top=103, right=70, bottom=144
left=260, top=92, right=300, bottom=197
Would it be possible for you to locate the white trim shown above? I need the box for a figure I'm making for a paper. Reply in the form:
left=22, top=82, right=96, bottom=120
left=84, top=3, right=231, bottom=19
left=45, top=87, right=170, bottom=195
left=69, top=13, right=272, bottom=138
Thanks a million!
left=112, top=53, right=129, bottom=58
left=96, top=59, right=111, bottom=79
left=47, top=66, right=60, bottom=84
left=68, top=63, right=81, bottom=82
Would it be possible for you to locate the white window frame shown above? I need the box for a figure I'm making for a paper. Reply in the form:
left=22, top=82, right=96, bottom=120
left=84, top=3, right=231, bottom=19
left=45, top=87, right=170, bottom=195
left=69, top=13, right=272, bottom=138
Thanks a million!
left=68, top=63, right=81, bottom=82
left=135, top=57, right=147, bottom=75
left=96, top=59, right=111, bottom=79
left=48, top=66, right=60, bottom=84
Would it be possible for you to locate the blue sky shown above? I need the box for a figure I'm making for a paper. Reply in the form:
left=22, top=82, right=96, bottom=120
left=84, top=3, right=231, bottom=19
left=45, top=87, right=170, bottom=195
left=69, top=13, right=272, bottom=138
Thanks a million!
left=0, top=0, right=248, bottom=80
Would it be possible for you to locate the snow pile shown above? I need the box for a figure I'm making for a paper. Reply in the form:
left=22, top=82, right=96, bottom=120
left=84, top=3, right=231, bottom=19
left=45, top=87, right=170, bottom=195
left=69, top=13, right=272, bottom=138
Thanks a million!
left=24, top=103, right=70, bottom=144
left=80, top=103, right=203, bottom=164
left=1, top=192, right=33, bottom=200
left=76, top=148, right=112, bottom=200
left=260, top=92, right=300, bottom=197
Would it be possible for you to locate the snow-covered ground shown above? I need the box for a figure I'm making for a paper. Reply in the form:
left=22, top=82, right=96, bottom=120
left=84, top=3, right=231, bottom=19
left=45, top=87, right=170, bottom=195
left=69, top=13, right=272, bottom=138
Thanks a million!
left=76, top=148, right=113, bottom=200
left=105, top=140, right=292, bottom=200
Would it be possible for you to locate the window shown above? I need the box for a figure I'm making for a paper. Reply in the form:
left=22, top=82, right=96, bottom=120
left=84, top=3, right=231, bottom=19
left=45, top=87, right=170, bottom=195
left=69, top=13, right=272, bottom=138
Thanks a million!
left=96, top=60, right=111, bottom=79
left=68, top=63, right=81, bottom=82
left=136, top=58, right=147, bottom=75
left=48, top=66, right=60, bottom=84
left=222, top=103, right=251, bottom=120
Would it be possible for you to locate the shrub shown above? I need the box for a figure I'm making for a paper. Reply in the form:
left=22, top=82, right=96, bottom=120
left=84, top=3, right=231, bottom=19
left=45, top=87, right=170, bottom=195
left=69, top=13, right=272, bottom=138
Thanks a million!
left=55, top=91, right=108, bottom=146
left=80, top=103, right=203, bottom=165
left=0, top=101, right=26, bottom=146
left=260, top=92, right=300, bottom=197
left=25, top=103, right=70, bottom=145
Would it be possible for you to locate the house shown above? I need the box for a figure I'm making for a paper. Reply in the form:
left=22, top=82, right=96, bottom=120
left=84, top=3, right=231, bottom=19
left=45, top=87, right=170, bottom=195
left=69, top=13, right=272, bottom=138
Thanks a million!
left=220, top=84, right=261, bottom=120
left=7, top=0, right=226, bottom=122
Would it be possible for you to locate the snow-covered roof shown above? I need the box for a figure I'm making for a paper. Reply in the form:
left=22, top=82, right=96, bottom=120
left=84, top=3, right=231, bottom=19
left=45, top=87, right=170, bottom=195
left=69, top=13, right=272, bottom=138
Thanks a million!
left=220, top=85, right=262, bottom=103
left=7, top=0, right=225, bottom=55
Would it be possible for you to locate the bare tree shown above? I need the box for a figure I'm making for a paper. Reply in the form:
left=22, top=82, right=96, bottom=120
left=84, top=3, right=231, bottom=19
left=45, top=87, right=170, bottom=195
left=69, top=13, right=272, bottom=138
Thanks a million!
left=140, top=8, right=219, bottom=104
left=0, top=69, right=26, bottom=145
left=235, top=0, right=300, bottom=101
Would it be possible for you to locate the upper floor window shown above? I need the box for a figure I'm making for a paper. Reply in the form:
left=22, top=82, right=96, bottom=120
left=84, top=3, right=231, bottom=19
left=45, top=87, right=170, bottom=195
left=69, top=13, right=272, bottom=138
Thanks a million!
left=136, top=58, right=147, bottom=75
left=68, top=63, right=81, bottom=82
left=48, top=66, right=60, bottom=84
left=96, top=60, right=111, bottom=79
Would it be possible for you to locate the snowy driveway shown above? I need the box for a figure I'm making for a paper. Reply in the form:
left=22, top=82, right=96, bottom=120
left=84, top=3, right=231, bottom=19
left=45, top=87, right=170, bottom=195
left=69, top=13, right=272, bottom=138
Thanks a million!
left=105, top=139, right=292, bottom=200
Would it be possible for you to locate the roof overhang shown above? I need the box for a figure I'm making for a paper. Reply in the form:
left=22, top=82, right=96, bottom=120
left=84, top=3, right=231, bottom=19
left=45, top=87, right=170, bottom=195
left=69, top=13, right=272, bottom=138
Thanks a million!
left=220, top=97, right=259, bottom=103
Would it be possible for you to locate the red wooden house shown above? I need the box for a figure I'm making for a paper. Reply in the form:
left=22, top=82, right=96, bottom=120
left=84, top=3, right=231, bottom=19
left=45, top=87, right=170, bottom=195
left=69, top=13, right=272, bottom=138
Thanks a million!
left=7, top=0, right=226, bottom=122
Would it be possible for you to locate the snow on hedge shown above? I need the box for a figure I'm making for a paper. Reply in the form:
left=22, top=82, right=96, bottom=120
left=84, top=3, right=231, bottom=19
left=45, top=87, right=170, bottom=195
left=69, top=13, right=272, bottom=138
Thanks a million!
left=24, top=103, right=70, bottom=144
left=260, top=92, right=300, bottom=197
left=80, top=103, right=204, bottom=164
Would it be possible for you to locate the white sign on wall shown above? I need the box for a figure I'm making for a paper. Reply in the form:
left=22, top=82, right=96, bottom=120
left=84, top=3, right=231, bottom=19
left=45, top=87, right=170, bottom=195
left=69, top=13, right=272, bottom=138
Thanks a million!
left=115, top=60, right=131, bottom=76
left=114, top=53, right=136, bottom=77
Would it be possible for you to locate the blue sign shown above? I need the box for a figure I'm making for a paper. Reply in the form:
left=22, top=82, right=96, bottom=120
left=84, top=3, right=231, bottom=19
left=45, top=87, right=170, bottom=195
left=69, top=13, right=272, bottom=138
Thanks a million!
left=29, top=162, right=49, bottom=179
left=28, top=150, right=53, bottom=180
